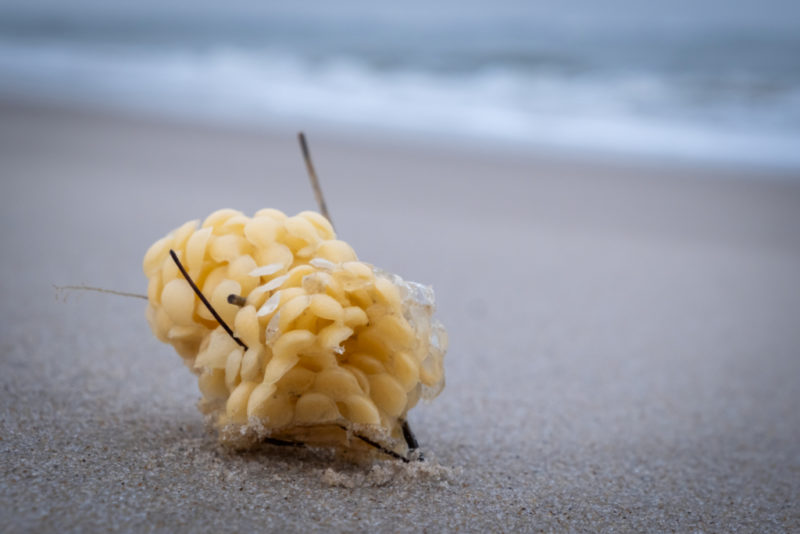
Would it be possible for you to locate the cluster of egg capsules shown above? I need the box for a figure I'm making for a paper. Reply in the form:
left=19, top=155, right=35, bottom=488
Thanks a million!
left=143, top=208, right=446, bottom=455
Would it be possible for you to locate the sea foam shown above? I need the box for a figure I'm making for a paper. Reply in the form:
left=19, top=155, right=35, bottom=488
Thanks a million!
left=0, top=19, right=798, bottom=169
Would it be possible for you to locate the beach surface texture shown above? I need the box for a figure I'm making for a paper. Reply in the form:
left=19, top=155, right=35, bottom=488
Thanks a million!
left=1, top=102, right=799, bottom=532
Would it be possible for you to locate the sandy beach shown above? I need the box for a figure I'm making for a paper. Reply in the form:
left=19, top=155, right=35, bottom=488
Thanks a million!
left=1, top=100, right=799, bottom=532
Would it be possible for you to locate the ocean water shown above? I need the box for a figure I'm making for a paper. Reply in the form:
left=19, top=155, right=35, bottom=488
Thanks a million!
left=1, top=1, right=799, bottom=168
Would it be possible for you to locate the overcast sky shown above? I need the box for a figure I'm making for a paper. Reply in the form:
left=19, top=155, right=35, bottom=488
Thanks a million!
left=1, top=0, right=798, bottom=30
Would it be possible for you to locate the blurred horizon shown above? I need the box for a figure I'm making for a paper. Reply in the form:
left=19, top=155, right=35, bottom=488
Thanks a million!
left=1, top=0, right=799, bottom=168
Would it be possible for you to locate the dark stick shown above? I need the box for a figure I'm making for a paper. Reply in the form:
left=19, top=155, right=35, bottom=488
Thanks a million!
left=169, top=249, right=248, bottom=350
left=298, top=132, right=334, bottom=229
left=227, top=294, right=247, bottom=307
left=401, top=419, right=419, bottom=450
left=296, top=134, right=422, bottom=461
left=262, top=428, right=409, bottom=462
left=337, top=424, right=410, bottom=463
left=352, top=432, right=410, bottom=463
left=263, top=437, right=305, bottom=448
left=401, top=419, right=424, bottom=461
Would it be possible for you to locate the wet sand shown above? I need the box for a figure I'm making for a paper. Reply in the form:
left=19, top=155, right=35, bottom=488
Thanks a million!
left=1, top=100, right=799, bottom=532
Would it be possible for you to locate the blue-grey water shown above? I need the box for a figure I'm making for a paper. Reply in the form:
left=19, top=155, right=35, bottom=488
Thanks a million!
left=1, top=1, right=799, bottom=167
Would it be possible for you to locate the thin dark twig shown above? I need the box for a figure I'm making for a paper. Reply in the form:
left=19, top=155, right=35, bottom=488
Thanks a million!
left=401, top=419, right=419, bottom=450
left=227, top=294, right=247, bottom=307
left=263, top=437, right=305, bottom=448
left=401, top=419, right=424, bottom=461
left=291, top=134, right=423, bottom=461
left=169, top=249, right=248, bottom=350
left=54, top=284, right=147, bottom=300
left=338, top=424, right=410, bottom=463
left=262, top=426, right=410, bottom=462
left=298, top=132, right=334, bottom=229
left=353, top=432, right=410, bottom=463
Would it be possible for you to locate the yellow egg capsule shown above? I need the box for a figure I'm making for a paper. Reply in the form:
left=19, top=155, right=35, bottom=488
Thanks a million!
left=143, top=143, right=447, bottom=461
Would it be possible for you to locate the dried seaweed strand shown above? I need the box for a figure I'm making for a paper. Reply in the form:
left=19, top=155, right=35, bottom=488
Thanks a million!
left=262, top=425, right=411, bottom=462
left=401, top=419, right=420, bottom=450
left=294, top=135, right=423, bottom=462
left=337, top=424, right=410, bottom=463
left=168, top=249, right=248, bottom=350
left=54, top=284, right=147, bottom=300
left=227, top=294, right=247, bottom=307
left=298, top=132, right=334, bottom=229
left=263, top=437, right=305, bottom=448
